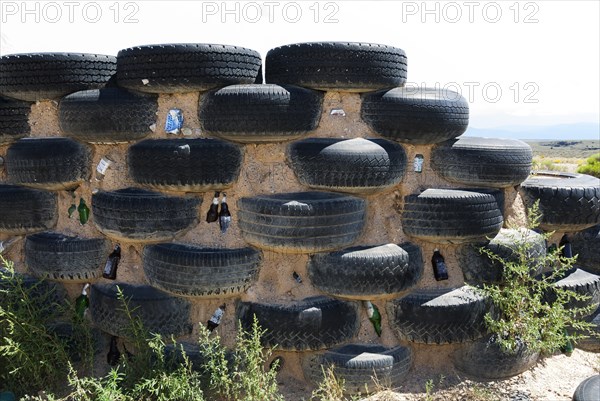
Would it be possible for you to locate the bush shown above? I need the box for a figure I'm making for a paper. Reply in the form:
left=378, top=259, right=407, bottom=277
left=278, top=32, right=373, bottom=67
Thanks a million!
left=577, top=153, right=600, bottom=177
left=0, top=255, right=94, bottom=397
left=474, top=201, right=596, bottom=355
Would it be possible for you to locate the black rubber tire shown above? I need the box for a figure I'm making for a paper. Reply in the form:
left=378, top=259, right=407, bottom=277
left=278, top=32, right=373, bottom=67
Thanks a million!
left=266, top=42, right=407, bottom=92
left=520, top=171, right=600, bottom=232
left=453, top=335, right=539, bottom=380
left=164, top=342, right=206, bottom=372
left=90, top=283, right=192, bottom=338
left=128, top=138, right=243, bottom=192
left=387, top=286, right=489, bottom=344
left=5, top=138, right=92, bottom=190
left=91, top=188, right=201, bottom=242
left=308, top=242, right=422, bottom=300
left=47, top=321, right=104, bottom=362
left=0, top=270, right=65, bottom=309
left=116, top=43, right=261, bottom=93
left=0, top=53, right=116, bottom=101
left=573, top=375, right=600, bottom=401
left=402, top=189, right=503, bottom=244
left=143, top=243, right=261, bottom=298
left=431, top=137, right=533, bottom=188
left=361, top=87, right=469, bottom=144
left=0, top=96, right=31, bottom=144
left=571, top=226, right=600, bottom=275
left=0, top=184, right=57, bottom=235
left=25, top=232, right=110, bottom=282
left=576, top=306, right=600, bottom=352
left=238, top=191, right=366, bottom=253
left=287, top=138, right=407, bottom=194
left=236, top=296, right=359, bottom=351
left=59, top=88, right=158, bottom=143
left=303, top=344, right=412, bottom=395
left=457, top=228, right=546, bottom=285
left=548, top=268, right=600, bottom=316
left=199, top=84, right=323, bottom=143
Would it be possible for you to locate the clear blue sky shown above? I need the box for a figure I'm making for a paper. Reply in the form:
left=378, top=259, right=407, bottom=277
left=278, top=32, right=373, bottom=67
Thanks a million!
left=1, top=0, right=598, bottom=129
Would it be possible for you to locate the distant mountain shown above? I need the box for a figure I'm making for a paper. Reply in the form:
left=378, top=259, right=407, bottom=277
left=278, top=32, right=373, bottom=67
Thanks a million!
left=465, top=122, right=600, bottom=141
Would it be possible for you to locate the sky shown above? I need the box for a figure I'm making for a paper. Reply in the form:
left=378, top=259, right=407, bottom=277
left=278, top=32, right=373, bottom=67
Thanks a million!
left=0, top=0, right=599, bottom=129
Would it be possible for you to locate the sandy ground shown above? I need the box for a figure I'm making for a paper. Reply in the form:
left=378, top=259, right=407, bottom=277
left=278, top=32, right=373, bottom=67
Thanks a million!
left=1, top=91, right=598, bottom=400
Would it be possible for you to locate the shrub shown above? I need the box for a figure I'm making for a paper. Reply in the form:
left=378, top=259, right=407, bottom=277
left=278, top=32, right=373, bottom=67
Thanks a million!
left=0, top=255, right=92, bottom=396
left=474, top=201, right=596, bottom=355
left=577, top=153, right=600, bottom=177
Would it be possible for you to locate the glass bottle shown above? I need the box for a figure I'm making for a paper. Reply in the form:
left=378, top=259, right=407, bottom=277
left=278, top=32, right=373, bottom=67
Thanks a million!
left=207, top=304, right=226, bottom=332
left=107, top=336, right=121, bottom=366
left=102, top=245, right=121, bottom=280
left=219, top=193, right=231, bottom=233
left=559, top=234, right=573, bottom=259
left=206, top=192, right=220, bottom=223
left=432, top=249, right=449, bottom=281
left=75, top=283, right=90, bottom=320
left=77, top=198, right=90, bottom=225
left=363, top=301, right=382, bottom=337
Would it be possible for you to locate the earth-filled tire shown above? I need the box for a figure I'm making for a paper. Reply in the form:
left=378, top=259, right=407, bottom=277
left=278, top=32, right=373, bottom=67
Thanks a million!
left=0, top=185, right=57, bottom=234
left=387, top=286, right=489, bottom=344
left=575, top=307, right=600, bottom=352
left=453, top=335, right=539, bottom=380
left=520, top=171, right=600, bottom=231
left=265, top=42, right=407, bottom=92
left=90, top=283, right=192, bottom=338
left=116, top=43, right=261, bottom=93
left=431, top=136, right=533, bottom=188
left=287, top=138, right=407, bottom=194
left=303, top=344, right=412, bottom=395
left=0, top=96, right=31, bottom=144
left=402, top=188, right=503, bottom=244
left=25, top=232, right=110, bottom=282
left=91, top=188, right=201, bottom=242
left=308, top=242, right=422, bottom=300
left=457, top=228, right=546, bottom=285
left=5, top=137, right=92, bottom=190
left=143, top=243, right=261, bottom=298
left=237, top=191, right=366, bottom=253
left=0, top=270, right=65, bottom=308
left=47, top=321, right=104, bottom=362
left=0, top=53, right=116, bottom=101
left=128, top=138, right=243, bottom=191
left=59, top=88, right=158, bottom=143
left=164, top=342, right=206, bottom=372
left=361, top=87, right=469, bottom=144
left=546, top=268, right=600, bottom=317
left=199, top=84, right=323, bottom=143
left=573, top=375, right=600, bottom=401
left=571, top=226, right=600, bottom=275
left=236, top=296, right=359, bottom=351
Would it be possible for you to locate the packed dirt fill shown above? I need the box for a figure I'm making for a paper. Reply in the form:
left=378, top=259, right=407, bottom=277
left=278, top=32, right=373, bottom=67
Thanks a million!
left=0, top=91, right=594, bottom=400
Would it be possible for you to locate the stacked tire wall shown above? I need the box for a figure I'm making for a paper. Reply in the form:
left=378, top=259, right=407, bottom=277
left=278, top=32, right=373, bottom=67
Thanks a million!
left=1, top=43, right=599, bottom=393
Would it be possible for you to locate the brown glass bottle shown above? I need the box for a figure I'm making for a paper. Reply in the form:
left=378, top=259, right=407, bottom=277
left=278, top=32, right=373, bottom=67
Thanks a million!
left=102, top=245, right=121, bottom=280
left=107, top=336, right=121, bottom=366
left=432, top=249, right=449, bottom=281
left=559, top=234, right=573, bottom=259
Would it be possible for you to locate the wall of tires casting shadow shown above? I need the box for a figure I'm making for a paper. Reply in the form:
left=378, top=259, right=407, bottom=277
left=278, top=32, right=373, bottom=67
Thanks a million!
left=1, top=43, right=599, bottom=395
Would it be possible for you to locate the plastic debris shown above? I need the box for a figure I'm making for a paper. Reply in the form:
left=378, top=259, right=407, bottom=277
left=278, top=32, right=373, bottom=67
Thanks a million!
left=165, top=108, right=184, bottom=134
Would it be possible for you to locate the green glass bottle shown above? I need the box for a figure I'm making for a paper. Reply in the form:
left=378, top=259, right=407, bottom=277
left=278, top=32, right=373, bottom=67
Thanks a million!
left=68, top=203, right=77, bottom=218
left=561, top=328, right=574, bottom=356
left=78, top=198, right=90, bottom=225
left=364, top=301, right=382, bottom=337
left=75, top=283, right=90, bottom=320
